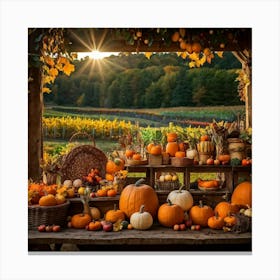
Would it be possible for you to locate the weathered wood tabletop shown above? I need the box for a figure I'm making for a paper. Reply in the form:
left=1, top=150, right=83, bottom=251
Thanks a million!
left=28, top=225, right=251, bottom=252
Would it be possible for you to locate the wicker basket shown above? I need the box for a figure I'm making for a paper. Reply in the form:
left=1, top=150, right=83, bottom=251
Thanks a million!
left=60, top=132, right=107, bottom=181
left=155, top=180, right=180, bottom=191
left=171, top=157, right=193, bottom=167
left=127, top=159, right=148, bottom=166
left=28, top=200, right=70, bottom=229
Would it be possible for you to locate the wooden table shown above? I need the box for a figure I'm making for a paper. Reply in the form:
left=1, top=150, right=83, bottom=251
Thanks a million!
left=28, top=225, right=251, bottom=252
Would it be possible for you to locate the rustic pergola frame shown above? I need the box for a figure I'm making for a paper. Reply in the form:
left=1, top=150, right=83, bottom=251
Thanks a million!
left=28, top=28, right=252, bottom=181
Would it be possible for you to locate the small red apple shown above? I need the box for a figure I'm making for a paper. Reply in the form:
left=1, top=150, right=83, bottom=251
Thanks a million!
left=185, top=219, right=192, bottom=227
left=37, top=224, right=46, bottom=232
left=102, top=221, right=113, bottom=232
left=179, top=224, right=186, bottom=231
left=90, top=192, right=96, bottom=198
left=206, top=158, right=214, bottom=165
left=195, top=225, right=201, bottom=231
left=52, top=225, right=61, bottom=232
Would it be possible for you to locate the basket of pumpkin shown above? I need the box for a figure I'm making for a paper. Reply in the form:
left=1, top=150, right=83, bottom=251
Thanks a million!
left=28, top=183, right=70, bottom=229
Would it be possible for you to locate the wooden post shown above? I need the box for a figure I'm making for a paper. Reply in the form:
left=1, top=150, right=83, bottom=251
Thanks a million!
left=28, top=31, right=43, bottom=181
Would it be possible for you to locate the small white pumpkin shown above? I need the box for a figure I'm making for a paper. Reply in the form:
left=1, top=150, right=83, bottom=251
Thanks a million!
left=73, top=179, right=83, bottom=188
left=130, top=205, right=153, bottom=230
left=63, top=179, right=73, bottom=188
left=167, top=185, right=194, bottom=211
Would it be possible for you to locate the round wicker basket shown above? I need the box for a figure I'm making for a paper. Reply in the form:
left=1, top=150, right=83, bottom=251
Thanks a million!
left=28, top=200, right=70, bottom=229
left=60, top=132, right=107, bottom=181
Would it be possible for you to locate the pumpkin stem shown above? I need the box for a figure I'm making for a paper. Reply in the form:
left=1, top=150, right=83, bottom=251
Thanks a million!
left=178, top=185, right=185, bottom=193
left=199, top=200, right=203, bottom=208
left=135, top=178, right=145, bottom=186
left=113, top=204, right=117, bottom=211
left=139, top=205, right=145, bottom=213
left=167, top=199, right=173, bottom=206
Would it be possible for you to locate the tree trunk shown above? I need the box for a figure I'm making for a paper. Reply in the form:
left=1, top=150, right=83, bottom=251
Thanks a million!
left=28, top=29, right=43, bottom=181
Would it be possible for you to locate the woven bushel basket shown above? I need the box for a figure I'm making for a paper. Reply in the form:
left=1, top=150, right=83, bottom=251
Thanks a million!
left=60, top=133, right=107, bottom=181
left=28, top=200, right=70, bottom=229
left=156, top=180, right=180, bottom=191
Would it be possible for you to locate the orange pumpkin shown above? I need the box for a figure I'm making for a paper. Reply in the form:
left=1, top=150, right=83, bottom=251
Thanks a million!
left=119, top=178, right=159, bottom=218
left=96, top=189, right=107, bottom=197
left=105, top=173, right=114, bottom=181
left=106, top=160, right=118, bottom=174
left=146, top=143, right=155, bottom=153
left=71, top=213, right=92, bottom=229
left=132, top=153, right=142, bottom=160
left=107, top=189, right=117, bottom=197
left=178, top=142, right=188, bottom=152
left=217, top=154, right=231, bottom=162
left=231, top=181, right=252, bottom=208
left=214, top=201, right=239, bottom=218
left=224, top=214, right=237, bottom=227
left=150, top=145, right=162, bottom=155
left=166, top=142, right=179, bottom=157
left=175, top=151, right=186, bottom=158
left=167, top=132, right=178, bottom=143
left=157, top=199, right=184, bottom=227
left=38, top=194, right=57, bottom=206
left=189, top=201, right=214, bottom=227
left=105, top=204, right=125, bottom=223
left=207, top=213, right=225, bottom=229
left=125, top=149, right=135, bottom=159
left=88, top=220, right=102, bottom=231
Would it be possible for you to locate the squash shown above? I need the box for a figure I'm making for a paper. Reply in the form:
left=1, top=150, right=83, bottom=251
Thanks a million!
left=224, top=214, right=237, bottom=227
left=88, top=220, right=102, bottom=231
left=166, top=142, right=179, bottom=157
left=130, top=205, right=153, bottom=230
left=189, top=200, right=214, bottom=227
left=119, top=178, right=159, bottom=218
left=38, top=194, right=57, bottom=206
left=231, top=181, right=252, bottom=208
left=207, top=212, right=224, bottom=229
left=217, top=154, right=231, bottom=162
left=105, top=204, right=125, bottom=223
left=214, top=201, right=239, bottom=218
left=167, top=185, right=193, bottom=211
left=106, top=160, right=118, bottom=174
left=197, top=178, right=219, bottom=189
left=71, top=213, right=91, bottom=229
left=157, top=199, right=184, bottom=227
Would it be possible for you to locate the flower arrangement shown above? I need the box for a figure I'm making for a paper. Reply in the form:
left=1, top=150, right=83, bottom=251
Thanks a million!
left=239, top=127, right=252, bottom=144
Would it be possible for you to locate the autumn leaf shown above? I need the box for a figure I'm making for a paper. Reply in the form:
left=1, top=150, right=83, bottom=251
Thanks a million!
left=42, top=87, right=51, bottom=93
left=44, top=56, right=55, bottom=67
left=189, top=61, right=196, bottom=68
left=215, top=51, right=224, bottom=58
left=176, top=52, right=182, bottom=57
left=145, top=52, right=153, bottom=59
left=57, top=56, right=68, bottom=65
left=63, top=63, right=75, bottom=76
left=49, top=67, right=59, bottom=77
left=189, top=52, right=199, bottom=61
left=199, top=54, right=206, bottom=65
left=180, top=52, right=188, bottom=59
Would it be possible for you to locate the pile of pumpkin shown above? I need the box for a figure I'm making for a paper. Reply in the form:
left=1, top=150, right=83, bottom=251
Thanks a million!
left=67, top=178, right=252, bottom=232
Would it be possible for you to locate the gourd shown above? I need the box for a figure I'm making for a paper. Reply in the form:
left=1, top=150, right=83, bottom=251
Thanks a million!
left=39, top=194, right=57, bottom=206
left=71, top=213, right=92, bottom=229
left=88, top=220, right=102, bottom=231
left=105, top=204, right=125, bottom=223
left=224, top=214, right=237, bottom=227
left=157, top=199, right=184, bottom=228
left=130, top=205, right=153, bottom=230
left=207, top=212, right=225, bottom=229
left=106, top=160, right=118, bottom=174
left=214, top=201, right=239, bottom=218
left=217, top=154, right=231, bottom=162
left=175, top=151, right=186, bottom=158
left=167, top=185, right=193, bottom=211
left=231, top=181, right=252, bottom=208
left=90, top=207, right=101, bottom=220
left=119, top=178, right=159, bottom=218
left=189, top=200, right=214, bottom=227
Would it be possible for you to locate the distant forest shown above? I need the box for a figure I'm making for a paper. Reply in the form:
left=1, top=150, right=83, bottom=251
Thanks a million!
left=44, top=52, right=244, bottom=108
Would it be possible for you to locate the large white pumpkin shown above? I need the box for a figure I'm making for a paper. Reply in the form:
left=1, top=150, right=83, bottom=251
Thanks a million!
left=130, top=205, right=153, bottom=230
left=167, top=186, right=193, bottom=211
